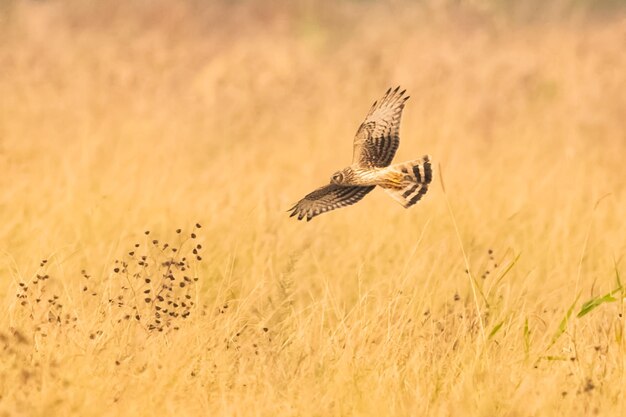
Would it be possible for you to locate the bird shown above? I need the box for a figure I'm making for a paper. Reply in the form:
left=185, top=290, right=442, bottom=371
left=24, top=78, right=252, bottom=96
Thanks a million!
left=289, top=86, right=432, bottom=221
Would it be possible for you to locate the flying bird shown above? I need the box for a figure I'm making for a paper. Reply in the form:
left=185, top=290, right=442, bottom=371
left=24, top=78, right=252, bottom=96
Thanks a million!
left=289, top=86, right=432, bottom=221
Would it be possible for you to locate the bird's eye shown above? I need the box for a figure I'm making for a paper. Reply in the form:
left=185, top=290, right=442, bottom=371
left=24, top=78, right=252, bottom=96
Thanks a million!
left=332, top=173, right=343, bottom=183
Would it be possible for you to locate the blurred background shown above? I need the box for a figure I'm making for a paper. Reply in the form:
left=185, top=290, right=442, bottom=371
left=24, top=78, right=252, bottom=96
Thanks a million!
left=1, top=0, right=624, bottom=279
left=1, top=1, right=625, bottom=415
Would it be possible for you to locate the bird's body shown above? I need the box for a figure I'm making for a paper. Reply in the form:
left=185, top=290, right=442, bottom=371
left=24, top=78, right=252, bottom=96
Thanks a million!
left=333, top=166, right=397, bottom=187
left=289, top=87, right=432, bottom=221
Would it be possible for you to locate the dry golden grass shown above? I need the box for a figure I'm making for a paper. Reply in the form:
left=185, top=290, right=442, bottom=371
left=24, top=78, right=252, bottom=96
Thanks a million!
left=1, top=1, right=626, bottom=416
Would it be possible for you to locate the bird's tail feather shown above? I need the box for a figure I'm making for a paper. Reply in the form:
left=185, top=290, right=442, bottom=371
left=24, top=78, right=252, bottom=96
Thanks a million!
left=381, top=155, right=432, bottom=208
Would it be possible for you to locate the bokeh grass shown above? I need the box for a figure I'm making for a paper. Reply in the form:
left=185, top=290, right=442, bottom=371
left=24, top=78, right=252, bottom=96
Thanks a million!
left=1, top=1, right=625, bottom=416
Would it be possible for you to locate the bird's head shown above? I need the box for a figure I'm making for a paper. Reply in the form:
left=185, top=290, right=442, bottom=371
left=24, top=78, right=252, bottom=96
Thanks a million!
left=330, top=170, right=346, bottom=185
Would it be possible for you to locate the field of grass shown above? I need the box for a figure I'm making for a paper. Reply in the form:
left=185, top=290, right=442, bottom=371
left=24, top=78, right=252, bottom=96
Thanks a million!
left=1, top=1, right=625, bottom=416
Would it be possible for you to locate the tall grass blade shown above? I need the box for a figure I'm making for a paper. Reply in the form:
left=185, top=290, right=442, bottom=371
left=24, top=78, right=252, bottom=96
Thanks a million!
left=576, top=286, right=622, bottom=318
left=548, top=294, right=580, bottom=348
left=523, top=317, right=531, bottom=355
left=488, top=321, right=504, bottom=340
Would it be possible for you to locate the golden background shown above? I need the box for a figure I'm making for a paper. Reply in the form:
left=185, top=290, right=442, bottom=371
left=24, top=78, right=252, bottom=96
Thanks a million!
left=1, top=1, right=625, bottom=415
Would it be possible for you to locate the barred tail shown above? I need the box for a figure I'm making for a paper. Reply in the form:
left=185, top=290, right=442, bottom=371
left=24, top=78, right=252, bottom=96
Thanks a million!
left=382, top=155, right=432, bottom=208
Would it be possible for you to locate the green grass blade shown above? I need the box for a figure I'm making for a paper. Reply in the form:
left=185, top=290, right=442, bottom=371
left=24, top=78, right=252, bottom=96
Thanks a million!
left=492, top=252, right=522, bottom=289
left=523, top=317, right=531, bottom=354
left=549, top=294, right=580, bottom=348
left=488, top=321, right=505, bottom=340
left=576, top=286, right=622, bottom=318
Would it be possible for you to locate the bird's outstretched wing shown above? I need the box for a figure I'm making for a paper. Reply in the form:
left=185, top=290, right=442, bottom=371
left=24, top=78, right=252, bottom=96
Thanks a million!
left=353, top=86, right=409, bottom=168
left=289, top=184, right=375, bottom=221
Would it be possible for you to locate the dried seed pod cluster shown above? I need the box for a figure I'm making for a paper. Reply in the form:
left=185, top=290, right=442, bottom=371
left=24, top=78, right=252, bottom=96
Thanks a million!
left=14, top=225, right=204, bottom=338
left=110, top=224, right=203, bottom=332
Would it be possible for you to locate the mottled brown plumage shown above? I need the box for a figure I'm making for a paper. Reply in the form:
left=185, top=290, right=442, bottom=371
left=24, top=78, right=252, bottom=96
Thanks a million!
left=288, top=185, right=375, bottom=221
left=289, top=87, right=432, bottom=221
left=352, top=87, right=408, bottom=168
